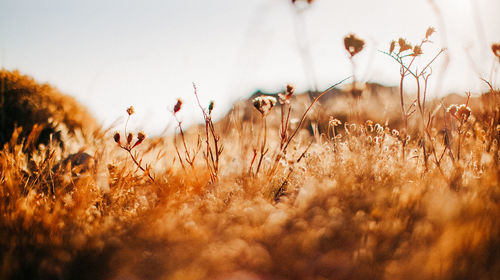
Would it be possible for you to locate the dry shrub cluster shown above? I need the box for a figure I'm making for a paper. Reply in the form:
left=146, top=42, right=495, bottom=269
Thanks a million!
left=1, top=36, right=500, bottom=279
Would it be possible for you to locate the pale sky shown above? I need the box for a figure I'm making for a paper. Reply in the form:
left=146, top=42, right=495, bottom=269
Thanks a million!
left=1, top=0, right=499, bottom=134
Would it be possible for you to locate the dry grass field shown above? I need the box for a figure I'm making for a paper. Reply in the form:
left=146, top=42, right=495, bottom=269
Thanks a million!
left=1, top=33, right=500, bottom=280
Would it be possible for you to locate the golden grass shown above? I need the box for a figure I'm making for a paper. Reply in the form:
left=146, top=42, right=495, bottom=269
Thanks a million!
left=1, top=39, right=499, bottom=279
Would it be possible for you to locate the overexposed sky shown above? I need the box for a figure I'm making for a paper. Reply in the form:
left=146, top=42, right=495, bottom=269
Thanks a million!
left=1, top=0, right=499, bottom=134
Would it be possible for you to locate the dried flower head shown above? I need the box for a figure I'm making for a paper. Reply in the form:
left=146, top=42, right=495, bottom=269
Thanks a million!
left=344, top=34, right=365, bottom=57
left=389, top=40, right=396, bottom=54
left=137, top=131, right=146, bottom=142
left=286, top=84, right=295, bottom=96
left=132, top=131, right=146, bottom=148
left=457, top=104, right=471, bottom=121
left=412, top=45, right=423, bottom=57
left=127, top=132, right=134, bottom=145
left=208, top=100, right=215, bottom=115
left=279, top=84, right=294, bottom=104
left=492, top=43, right=500, bottom=62
left=113, top=131, right=121, bottom=145
left=398, top=38, right=412, bottom=53
left=126, top=106, right=135, bottom=116
left=253, top=95, right=277, bottom=116
left=174, top=98, right=183, bottom=114
left=447, top=104, right=458, bottom=116
left=365, top=120, right=374, bottom=127
left=425, top=27, right=436, bottom=39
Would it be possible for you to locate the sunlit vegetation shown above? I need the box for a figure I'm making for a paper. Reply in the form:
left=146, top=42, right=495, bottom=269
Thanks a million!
left=1, top=28, right=499, bottom=279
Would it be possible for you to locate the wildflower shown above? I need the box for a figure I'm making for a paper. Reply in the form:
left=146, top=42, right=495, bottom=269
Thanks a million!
left=398, top=38, right=412, bottom=53
left=392, top=129, right=400, bottom=137
left=425, top=27, right=435, bottom=39
left=344, top=34, right=365, bottom=57
left=126, top=106, right=135, bottom=116
left=113, top=131, right=121, bottom=145
left=374, top=123, right=384, bottom=134
left=365, top=120, right=373, bottom=127
left=492, top=43, right=500, bottom=61
left=173, top=98, right=182, bottom=114
left=457, top=104, right=471, bottom=121
left=253, top=95, right=277, bottom=116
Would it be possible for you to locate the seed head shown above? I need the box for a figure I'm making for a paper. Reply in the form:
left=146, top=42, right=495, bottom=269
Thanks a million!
left=389, top=40, right=396, bottom=54
left=113, top=131, right=121, bottom=145
left=174, top=98, right=182, bottom=114
left=398, top=38, right=412, bottom=53
left=253, top=95, right=277, bottom=116
left=425, top=27, right=436, bottom=39
left=447, top=104, right=458, bottom=116
left=279, top=84, right=295, bottom=105
left=344, top=34, right=365, bottom=57
left=412, top=45, right=423, bottom=57
left=126, top=106, right=135, bottom=116
left=457, top=104, right=471, bottom=121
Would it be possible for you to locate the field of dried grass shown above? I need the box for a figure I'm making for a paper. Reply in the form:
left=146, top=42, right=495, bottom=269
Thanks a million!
left=1, top=38, right=500, bottom=280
